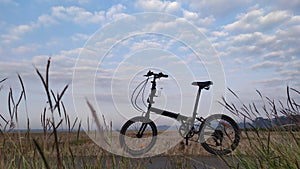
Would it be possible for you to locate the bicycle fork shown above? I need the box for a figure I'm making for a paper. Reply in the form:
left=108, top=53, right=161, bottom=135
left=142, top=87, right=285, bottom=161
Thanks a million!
left=136, top=123, right=148, bottom=138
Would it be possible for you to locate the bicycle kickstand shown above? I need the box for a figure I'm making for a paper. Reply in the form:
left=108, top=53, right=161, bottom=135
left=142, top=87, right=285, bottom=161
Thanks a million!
left=185, top=136, right=189, bottom=145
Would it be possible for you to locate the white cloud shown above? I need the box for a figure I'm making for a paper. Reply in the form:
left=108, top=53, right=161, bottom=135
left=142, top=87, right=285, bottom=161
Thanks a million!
left=37, top=14, right=58, bottom=26
left=1, top=24, right=37, bottom=44
left=263, top=51, right=283, bottom=60
left=144, top=20, right=178, bottom=32
left=165, top=1, right=181, bottom=14
left=229, top=32, right=263, bottom=43
left=182, top=9, right=198, bottom=20
left=51, top=6, right=105, bottom=24
left=11, top=24, right=35, bottom=35
left=252, top=77, right=293, bottom=87
left=233, top=58, right=243, bottom=64
left=211, top=31, right=228, bottom=38
left=49, top=4, right=128, bottom=24
left=1, top=34, right=19, bottom=44
left=135, top=0, right=181, bottom=14
left=1, top=4, right=128, bottom=44
left=106, top=4, right=129, bottom=20
left=183, top=0, right=252, bottom=18
left=251, top=60, right=283, bottom=70
left=279, top=69, right=300, bottom=78
left=135, top=0, right=166, bottom=11
left=71, top=33, right=91, bottom=42
left=130, top=40, right=162, bottom=51
left=276, top=25, right=300, bottom=39
left=106, top=4, right=125, bottom=17
left=224, top=8, right=291, bottom=33
left=11, top=44, right=39, bottom=55
left=197, top=15, right=215, bottom=26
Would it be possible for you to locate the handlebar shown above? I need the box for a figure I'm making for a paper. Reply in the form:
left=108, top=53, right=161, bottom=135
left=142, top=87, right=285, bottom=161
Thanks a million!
left=144, top=70, right=168, bottom=78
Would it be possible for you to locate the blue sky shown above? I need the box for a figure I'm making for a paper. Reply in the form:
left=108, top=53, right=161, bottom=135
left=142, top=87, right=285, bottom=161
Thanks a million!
left=0, top=0, right=299, bottom=129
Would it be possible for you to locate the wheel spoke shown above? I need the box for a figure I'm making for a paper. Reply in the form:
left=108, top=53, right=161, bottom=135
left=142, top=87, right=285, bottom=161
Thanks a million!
left=200, top=114, right=240, bottom=155
left=119, top=117, right=157, bottom=156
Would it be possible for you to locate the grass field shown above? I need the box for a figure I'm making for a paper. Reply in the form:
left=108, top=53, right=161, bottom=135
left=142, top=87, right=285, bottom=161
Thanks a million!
left=0, top=58, right=299, bottom=168
left=0, top=130, right=299, bottom=168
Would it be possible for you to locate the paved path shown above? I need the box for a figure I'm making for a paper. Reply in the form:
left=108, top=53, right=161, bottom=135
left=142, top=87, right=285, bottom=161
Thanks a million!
left=133, top=156, right=229, bottom=169
left=114, top=155, right=236, bottom=169
left=68, top=155, right=236, bottom=168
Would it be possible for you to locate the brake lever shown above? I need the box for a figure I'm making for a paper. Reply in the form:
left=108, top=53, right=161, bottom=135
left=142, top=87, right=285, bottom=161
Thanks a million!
left=144, top=70, right=153, bottom=77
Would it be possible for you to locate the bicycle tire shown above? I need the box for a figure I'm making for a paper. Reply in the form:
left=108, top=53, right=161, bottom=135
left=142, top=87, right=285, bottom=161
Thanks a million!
left=119, top=116, right=157, bottom=156
left=199, top=114, right=240, bottom=155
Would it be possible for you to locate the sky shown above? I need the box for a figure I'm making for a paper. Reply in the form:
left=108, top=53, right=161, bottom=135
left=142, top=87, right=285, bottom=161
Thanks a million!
left=0, top=0, right=299, bottom=130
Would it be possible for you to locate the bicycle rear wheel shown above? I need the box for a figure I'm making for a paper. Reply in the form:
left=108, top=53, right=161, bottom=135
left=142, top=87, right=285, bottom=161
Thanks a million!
left=199, top=114, right=240, bottom=155
left=119, top=116, right=157, bottom=156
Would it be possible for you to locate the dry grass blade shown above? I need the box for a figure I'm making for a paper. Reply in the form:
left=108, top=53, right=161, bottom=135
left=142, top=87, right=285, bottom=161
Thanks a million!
left=69, top=147, right=76, bottom=169
left=219, top=96, right=236, bottom=113
left=86, top=99, right=101, bottom=132
left=50, top=90, right=59, bottom=112
left=0, top=77, right=7, bottom=84
left=8, top=88, right=13, bottom=118
left=26, top=118, right=30, bottom=141
left=33, top=139, right=50, bottom=169
left=35, top=58, right=53, bottom=112
left=0, top=77, right=7, bottom=91
left=51, top=120, right=63, bottom=169
left=66, top=115, right=71, bottom=132
left=87, top=117, right=90, bottom=132
left=287, top=86, right=295, bottom=111
left=77, top=121, right=81, bottom=141
left=17, top=74, right=30, bottom=131
left=41, top=107, right=47, bottom=134
left=58, top=84, right=68, bottom=101
left=46, top=57, right=50, bottom=94
left=0, top=114, right=8, bottom=125
left=17, top=74, right=26, bottom=101
left=86, top=99, right=111, bottom=146
left=14, top=91, right=24, bottom=123
left=52, top=84, right=69, bottom=117
left=228, top=88, right=239, bottom=99
left=49, top=119, right=63, bottom=138
left=290, top=87, right=300, bottom=95
left=71, top=117, right=78, bottom=131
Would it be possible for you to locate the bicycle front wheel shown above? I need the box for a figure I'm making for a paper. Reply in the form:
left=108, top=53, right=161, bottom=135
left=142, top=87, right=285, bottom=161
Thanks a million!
left=199, top=114, right=240, bottom=155
left=119, top=116, right=157, bottom=156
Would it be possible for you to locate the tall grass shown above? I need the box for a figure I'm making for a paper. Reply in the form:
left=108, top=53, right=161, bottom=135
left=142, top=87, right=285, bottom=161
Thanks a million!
left=0, top=58, right=99, bottom=168
left=1, top=57, right=299, bottom=168
left=220, top=87, right=300, bottom=169
left=0, top=57, right=153, bottom=169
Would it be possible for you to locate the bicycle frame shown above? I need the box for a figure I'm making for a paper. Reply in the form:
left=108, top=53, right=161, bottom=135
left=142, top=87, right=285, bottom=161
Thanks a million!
left=145, top=73, right=205, bottom=124
left=142, top=72, right=212, bottom=145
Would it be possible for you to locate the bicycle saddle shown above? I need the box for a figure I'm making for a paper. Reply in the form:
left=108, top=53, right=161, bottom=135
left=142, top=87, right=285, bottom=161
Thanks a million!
left=192, top=81, right=213, bottom=89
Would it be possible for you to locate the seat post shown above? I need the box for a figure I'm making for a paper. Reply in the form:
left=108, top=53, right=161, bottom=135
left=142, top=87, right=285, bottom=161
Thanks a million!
left=192, top=87, right=202, bottom=120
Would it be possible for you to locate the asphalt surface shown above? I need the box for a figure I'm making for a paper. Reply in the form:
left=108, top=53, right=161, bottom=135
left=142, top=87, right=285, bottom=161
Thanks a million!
left=99, top=155, right=236, bottom=169
left=131, top=155, right=233, bottom=169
